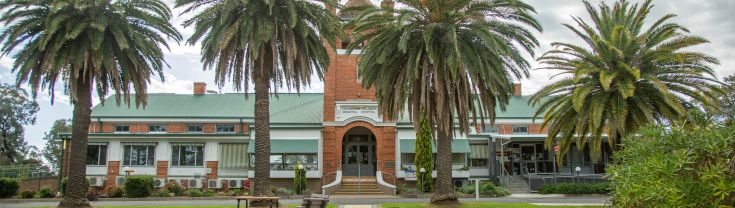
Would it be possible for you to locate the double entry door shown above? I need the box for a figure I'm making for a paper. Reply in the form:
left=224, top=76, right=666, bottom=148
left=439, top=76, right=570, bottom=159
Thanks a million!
left=342, top=135, right=376, bottom=176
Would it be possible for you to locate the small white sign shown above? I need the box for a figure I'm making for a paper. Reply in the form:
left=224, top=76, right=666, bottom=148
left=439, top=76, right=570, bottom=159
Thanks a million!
left=335, top=102, right=382, bottom=122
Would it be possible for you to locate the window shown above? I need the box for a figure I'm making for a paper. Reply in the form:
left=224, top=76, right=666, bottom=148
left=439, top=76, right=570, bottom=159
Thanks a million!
left=188, top=124, right=203, bottom=133
left=452, top=153, right=466, bottom=164
left=216, top=124, right=235, bottom=133
left=115, top=125, right=129, bottom=133
left=219, top=143, right=248, bottom=169
left=270, top=154, right=284, bottom=170
left=469, top=144, right=488, bottom=167
left=470, top=159, right=487, bottom=167
left=123, top=144, right=155, bottom=166
left=171, top=144, right=204, bottom=166
left=86, top=144, right=107, bottom=165
left=512, top=125, right=529, bottom=134
left=481, top=124, right=499, bottom=133
left=149, top=124, right=167, bottom=133
left=401, top=153, right=416, bottom=165
left=284, top=154, right=318, bottom=170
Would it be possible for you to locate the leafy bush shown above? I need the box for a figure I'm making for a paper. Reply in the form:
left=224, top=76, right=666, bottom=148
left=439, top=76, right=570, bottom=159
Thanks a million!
left=538, top=183, right=610, bottom=195
left=105, top=185, right=124, bottom=198
left=124, top=176, right=154, bottom=198
left=188, top=189, right=204, bottom=197
left=38, top=186, right=54, bottom=198
left=456, top=183, right=475, bottom=194
left=480, top=182, right=510, bottom=197
left=60, top=177, right=90, bottom=196
left=164, top=181, right=184, bottom=196
left=229, top=189, right=243, bottom=196
left=157, top=189, right=171, bottom=197
left=608, top=125, right=735, bottom=207
left=20, top=191, right=35, bottom=199
left=396, top=183, right=418, bottom=194
left=0, top=178, right=20, bottom=198
left=202, top=190, right=216, bottom=197
left=275, top=187, right=293, bottom=196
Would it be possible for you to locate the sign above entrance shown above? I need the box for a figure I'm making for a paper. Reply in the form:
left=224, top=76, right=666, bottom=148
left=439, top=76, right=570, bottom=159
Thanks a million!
left=335, top=101, right=382, bottom=122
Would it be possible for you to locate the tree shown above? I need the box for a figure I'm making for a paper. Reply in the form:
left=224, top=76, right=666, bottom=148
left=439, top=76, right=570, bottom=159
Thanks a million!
left=0, top=1, right=181, bottom=207
left=0, top=84, right=40, bottom=166
left=414, top=116, right=433, bottom=192
left=714, top=74, right=735, bottom=125
left=42, top=120, right=72, bottom=170
left=348, top=0, right=541, bottom=204
left=530, top=0, right=723, bottom=163
left=175, top=0, right=341, bottom=201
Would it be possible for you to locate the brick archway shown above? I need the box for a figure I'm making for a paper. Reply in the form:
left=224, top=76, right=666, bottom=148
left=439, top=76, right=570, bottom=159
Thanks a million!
left=322, top=121, right=396, bottom=176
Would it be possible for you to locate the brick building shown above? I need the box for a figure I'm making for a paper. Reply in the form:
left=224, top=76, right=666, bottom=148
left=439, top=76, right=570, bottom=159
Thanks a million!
left=59, top=0, right=611, bottom=194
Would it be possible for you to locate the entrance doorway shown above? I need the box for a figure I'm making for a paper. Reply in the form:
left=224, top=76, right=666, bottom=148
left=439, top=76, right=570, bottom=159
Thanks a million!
left=342, top=127, right=376, bottom=176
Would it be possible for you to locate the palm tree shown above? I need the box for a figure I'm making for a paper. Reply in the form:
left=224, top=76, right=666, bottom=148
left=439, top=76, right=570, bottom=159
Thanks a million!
left=175, top=0, right=341, bottom=199
left=348, top=0, right=540, bottom=203
left=530, top=0, right=723, bottom=163
left=0, top=0, right=181, bottom=207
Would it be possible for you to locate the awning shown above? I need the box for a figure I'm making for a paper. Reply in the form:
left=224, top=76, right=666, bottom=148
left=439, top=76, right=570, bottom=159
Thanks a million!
left=469, top=144, right=489, bottom=159
left=247, top=139, right=318, bottom=153
left=219, top=143, right=248, bottom=169
left=399, top=139, right=470, bottom=153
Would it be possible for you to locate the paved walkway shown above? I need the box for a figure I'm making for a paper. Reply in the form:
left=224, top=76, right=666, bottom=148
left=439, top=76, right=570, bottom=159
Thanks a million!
left=1, top=196, right=608, bottom=208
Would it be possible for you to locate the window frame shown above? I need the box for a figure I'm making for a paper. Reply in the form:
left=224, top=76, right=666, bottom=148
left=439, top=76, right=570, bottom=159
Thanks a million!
left=170, top=145, right=205, bottom=167
left=114, top=125, right=130, bottom=133
left=148, top=124, right=167, bottom=133
left=122, top=144, right=156, bottom=166
left=250, top=153, right=318, bottom=171
left=216, top=124, right=235, bottom=133
left=469, top=159, right=488, bottom=168
left=187, top=124, right=203, bottom=133
left=86, top=144, right=108, bottom=166
left=481, top=124, right=499, bottom=133
left=512, top=125, right=529, bottom=134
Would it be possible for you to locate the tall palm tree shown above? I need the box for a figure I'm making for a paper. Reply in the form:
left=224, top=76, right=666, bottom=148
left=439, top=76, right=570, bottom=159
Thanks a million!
left=0, top=0, right=181, bottom=207
left=348, top=0, right=540, bottom=203
left=530, top=0, right=723, bottom=163
left=175, top=0, right=341, bottom=199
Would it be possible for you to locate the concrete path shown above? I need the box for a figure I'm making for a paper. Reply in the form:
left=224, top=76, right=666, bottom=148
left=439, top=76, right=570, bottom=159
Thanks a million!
left=1, top=196, right=608, bottom=208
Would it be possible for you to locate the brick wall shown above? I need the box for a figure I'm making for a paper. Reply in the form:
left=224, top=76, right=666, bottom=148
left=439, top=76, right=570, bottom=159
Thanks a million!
left=322, top=121, right=396, bottom=176
left=19, top=177, right=59, bottom=193
left=206, top=161, right=218, bottom=179
left=105, top=161, right=120, bottom=189
left=156, top=161, right=168, bottom=178
left=91, top=122, right=248, bottom=134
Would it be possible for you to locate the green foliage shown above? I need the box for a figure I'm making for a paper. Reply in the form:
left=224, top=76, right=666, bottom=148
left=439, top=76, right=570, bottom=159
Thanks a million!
left=531, top=0, right=724, bottom=162
left=187, top=189, right=203, bottom=197
left=60, top=177, right=89, bottom=196
left=38, top=186, right=54, bottom=198
left=157, top=189, right=171, bottom=197
left=480, top=182, right=511, bottom=197
left=105, top=185, right=124, bottom=198
left=0, top=84, right=40, bottom=165
left=20, top=190, right=35, bottom=198
left=41, top=120, right=71, bottom=170
left=538, top=183, right=610, bottom=195
left=713, top=74, right=735, bottom=124
left=123, top=176, right=154, bottom=198
left=275, top=187, right=293, bottom=196
left=414, top=116, right=433, bottom=192
left=0, top=178, right=19, bottom=198
left=608, top=125, right=735, bottom=207
left=164, top=181, right=184, bottom=196
left=293, top=164, right=307, bottom=194
left=229, top=189, right=243, bottom=196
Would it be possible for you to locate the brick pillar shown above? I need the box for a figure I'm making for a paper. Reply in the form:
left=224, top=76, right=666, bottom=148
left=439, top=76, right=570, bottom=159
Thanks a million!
left=206, top=161, right=218, bottom=179
left=156, top=161, right=168, bottom=178
left=105, top=161, right=120, bottom=189
left=377, top=126, right=396, bottom=175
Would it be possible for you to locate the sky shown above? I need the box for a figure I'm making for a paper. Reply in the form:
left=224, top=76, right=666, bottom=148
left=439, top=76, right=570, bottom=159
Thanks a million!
left=1, top=0, right=734, bottom=152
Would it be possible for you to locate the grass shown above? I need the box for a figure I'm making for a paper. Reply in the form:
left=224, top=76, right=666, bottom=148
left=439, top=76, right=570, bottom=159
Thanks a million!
left=381, top=203, right=601, bottom=208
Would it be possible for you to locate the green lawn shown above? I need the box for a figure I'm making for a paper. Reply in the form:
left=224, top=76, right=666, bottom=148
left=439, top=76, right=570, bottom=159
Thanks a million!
left=381, top=203, right=600, bottom=208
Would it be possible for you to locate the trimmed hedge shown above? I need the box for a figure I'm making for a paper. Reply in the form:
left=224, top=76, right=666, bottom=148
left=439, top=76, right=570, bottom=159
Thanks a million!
left=20, top=191, right=35, bottom=199
left=124, top=176, right=154, bottom=198
left=39, top=186, right=54, bottom=198
left=0, top=178, right=20, bottom=198
left=538, top=183, right=610, bottom=195
left=106, top=185, right=124, bottom=198
left=456, top=182, right=511, bottom=197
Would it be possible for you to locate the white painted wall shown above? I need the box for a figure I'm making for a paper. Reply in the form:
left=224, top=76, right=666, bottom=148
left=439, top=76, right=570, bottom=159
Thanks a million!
left=247, top=170, right=321, bottom=178
left=107, top=140, right=121, bottom=161
left=205, top=141, right=218, bottom=161
left=86, top=166, right=107, bottom=176
left=168, top=167, right=209, bottom=177
left=270, top=129, right=321, bottom=139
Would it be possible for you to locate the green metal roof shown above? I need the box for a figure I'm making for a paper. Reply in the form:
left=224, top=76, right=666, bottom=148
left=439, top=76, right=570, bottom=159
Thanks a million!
left=91, top=93, right=324, bottom=123
left=399, top=139, right=470, bottom=153
left=92, top=93, right=541, bottom=124
left=246, top=139, right=318, bottom=153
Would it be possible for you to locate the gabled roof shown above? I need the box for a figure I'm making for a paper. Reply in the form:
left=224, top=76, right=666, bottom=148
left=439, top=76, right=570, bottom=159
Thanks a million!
left=339, top=0, right=376, bottom=19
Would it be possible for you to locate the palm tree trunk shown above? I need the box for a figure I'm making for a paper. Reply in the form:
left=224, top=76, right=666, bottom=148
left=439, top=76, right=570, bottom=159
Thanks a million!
left=252, top=43, right=274, bottom=203
left=58, top=76, right=93, bottom=208
left=431, top=127, right=459, bottom=204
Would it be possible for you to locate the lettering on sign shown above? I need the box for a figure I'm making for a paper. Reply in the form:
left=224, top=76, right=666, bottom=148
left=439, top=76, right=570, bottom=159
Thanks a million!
left=335, top=102, right=382, bottom=122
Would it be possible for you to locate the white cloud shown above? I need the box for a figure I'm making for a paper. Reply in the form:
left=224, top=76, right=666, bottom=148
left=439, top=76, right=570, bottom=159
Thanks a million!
left=149, top=72, right=195, bottom=94
left=0, top=56, right=13, bottom=69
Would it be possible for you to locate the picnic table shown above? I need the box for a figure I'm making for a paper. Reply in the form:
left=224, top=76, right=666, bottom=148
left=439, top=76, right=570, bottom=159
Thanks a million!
left=236, top=196, right=280, bottom=208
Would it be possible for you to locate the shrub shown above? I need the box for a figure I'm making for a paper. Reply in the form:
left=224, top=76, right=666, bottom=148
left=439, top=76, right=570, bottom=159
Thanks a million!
left=157, top=189, right=171, bottom=197
left=20, top=191, right=35, bottom=199
left=124, top=176, right=154, bottom=198
left=538, top=183, right=610, bottom=195
left=0, top=178, right=20, bottom=198
left=164, top=181, right=184, bottom=196
left=60, top=177, right=90, bottom=196
left=608, top=125, right=735, bottom=207
left=293, top=164, right=307, bottom=195
left=275, top=187, right=293, bottom=196
left=480, top=182, right=510, bottom=197
left=188, top=189, right=204, bottom=197
left=202, top=190, right=216, bottom=197
left=456, top=183, right=474, bottom=194
left=229, top=189, right=243, bottom=196
left=105, top=185, right=124, bottom=198
left=38, top=186, right=54, bottom=198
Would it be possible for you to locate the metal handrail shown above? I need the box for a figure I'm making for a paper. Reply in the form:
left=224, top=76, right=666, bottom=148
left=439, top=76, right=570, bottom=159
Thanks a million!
left=381, top=171, right=397, bottom=186
left=320, top=165, right=341, bottom=188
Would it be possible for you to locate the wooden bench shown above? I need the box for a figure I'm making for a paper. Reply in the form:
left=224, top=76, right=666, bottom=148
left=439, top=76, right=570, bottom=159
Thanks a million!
left=297, top=194, right=330, bottom=208
left=236, top=196, right=280, bottom=208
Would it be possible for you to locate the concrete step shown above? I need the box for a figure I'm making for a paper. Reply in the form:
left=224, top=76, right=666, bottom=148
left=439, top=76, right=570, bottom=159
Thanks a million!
left=334, top=191, right=385, bottom=195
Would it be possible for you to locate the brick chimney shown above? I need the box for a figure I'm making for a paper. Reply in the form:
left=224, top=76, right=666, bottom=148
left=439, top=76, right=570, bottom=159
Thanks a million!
left=193, top=82, right=206, bottom=95
left=513, top=83, right=522, bottom=96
